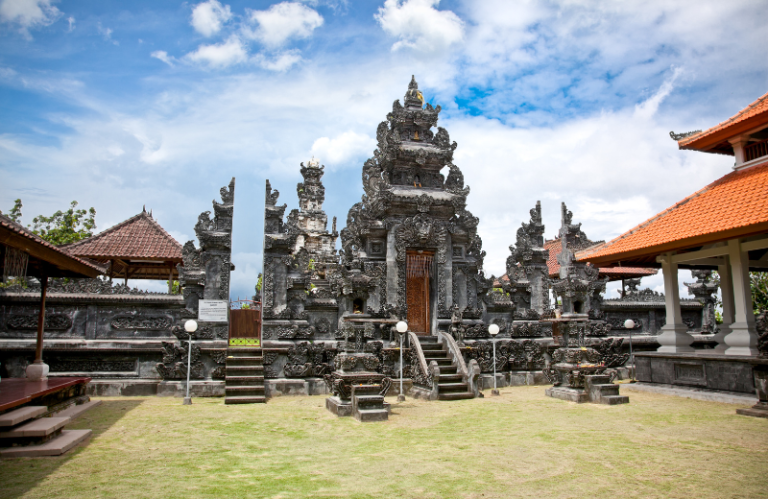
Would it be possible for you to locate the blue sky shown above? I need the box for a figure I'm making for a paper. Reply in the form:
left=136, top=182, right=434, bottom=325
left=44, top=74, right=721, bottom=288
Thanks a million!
left=1, top=0, right=766, bottom=300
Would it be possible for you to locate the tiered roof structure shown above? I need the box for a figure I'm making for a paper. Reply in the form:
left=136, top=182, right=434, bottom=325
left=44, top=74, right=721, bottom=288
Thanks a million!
left=64, top=208, right=182, bottom=281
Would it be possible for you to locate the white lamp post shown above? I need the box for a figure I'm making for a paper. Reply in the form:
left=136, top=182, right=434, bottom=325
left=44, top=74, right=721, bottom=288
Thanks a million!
left=183, top=320, right=198, bottom=405
left=396, top=321, right=408, bottom=402
left=624, top=319, right=635, bottom=381
left=488, top=324, right=500, bottom=396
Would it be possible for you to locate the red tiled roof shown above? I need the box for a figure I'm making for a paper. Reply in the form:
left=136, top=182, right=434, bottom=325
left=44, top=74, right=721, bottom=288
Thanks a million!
left=678, top=91, right=768, bottom=153
left=577, top=162, right=768, bottom=266
left=0, top=214, right=106, bottom=276
left=544, top=238, right=655, bottom=280
left=63, top=210, right=182, bottom=261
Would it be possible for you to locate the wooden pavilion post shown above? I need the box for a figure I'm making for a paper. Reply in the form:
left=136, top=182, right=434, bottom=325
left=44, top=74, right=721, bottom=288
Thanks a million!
left=168, top=264, right=174, bottom=294
left=34, top=270, right=49, bottom=363
left=26, top=269, right=50, bottom=380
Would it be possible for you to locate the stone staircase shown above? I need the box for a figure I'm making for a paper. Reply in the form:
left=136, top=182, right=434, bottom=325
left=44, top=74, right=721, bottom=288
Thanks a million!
left=0, top=400, right=101, bottom=458
left=225, top=347, right=266, bottom=404
left=586, top=375, right=629, bottom=405
left=351, top=385, right=389, bottom=422
left=418, top=336, right=474, bottom=401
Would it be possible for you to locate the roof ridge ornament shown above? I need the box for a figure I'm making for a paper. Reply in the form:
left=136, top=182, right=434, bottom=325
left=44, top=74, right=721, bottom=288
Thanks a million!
left=669, top=130, right=701, bottom=141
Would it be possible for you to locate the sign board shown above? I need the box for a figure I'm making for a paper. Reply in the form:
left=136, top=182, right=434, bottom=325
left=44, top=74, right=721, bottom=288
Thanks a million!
left=198, top=300, right=229, bottom=322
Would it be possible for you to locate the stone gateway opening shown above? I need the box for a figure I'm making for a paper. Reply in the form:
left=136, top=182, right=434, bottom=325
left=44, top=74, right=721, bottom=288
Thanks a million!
left=406, top=251, right=434, bottom=334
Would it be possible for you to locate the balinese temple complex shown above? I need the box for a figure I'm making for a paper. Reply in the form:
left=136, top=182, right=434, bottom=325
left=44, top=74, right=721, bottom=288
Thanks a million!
left=1, top=78, right=765, bottom=425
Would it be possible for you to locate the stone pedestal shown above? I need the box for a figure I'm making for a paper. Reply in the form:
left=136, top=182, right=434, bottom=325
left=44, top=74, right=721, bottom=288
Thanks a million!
left=736, top=368, right=768, bottom=419
left=323, top=353, right=391, bottom=420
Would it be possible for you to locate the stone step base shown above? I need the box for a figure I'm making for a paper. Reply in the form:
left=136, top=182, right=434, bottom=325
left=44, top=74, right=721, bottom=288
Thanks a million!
left=0, top=430, right=92, bottom=458
left=55, top=400, right=103, bottom=420
left=224, top=396, right=266, bottom=404
left=600, top=395, right=630, bottom=405
left=438, top=391, right=475, bottom=401
left=0, top=406, right=46, bottom=427
left=736, top=406, right=768, bottom=419
left=354, top=408, right=388, bottom=423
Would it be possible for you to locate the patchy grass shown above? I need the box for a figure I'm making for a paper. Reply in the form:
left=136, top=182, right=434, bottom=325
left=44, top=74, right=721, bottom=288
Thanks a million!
left=1, top=387, right=766, bottom=499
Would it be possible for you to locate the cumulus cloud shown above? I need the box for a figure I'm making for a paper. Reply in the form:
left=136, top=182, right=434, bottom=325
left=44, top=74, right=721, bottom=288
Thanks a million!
left=0, top=0, right=61, bottom=37
left=446, top=72, right=731, bottom=278
left=185, top=35, right=248, bottom=68
left=310, top=131, right=376, bottom=169
left=244, top=2, right=323, bottom=47
left=190, top=0, right=232, bottom=37
left=375, top=0, right=463, bottom=54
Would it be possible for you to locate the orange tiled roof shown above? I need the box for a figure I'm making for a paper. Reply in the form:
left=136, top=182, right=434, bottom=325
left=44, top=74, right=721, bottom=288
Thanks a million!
left=577, top=162, right=768, bottom=265
left=544, top=238, right=655, bottom=280
left=64, top=210, right=182, bottom=261
left=678, top=91, right=768, bottom=153
left=0, top=213, right=107, bottom=275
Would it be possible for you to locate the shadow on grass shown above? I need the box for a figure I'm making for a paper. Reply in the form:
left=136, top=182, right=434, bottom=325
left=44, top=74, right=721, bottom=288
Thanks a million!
left=0, top=398, right=144, bottom=499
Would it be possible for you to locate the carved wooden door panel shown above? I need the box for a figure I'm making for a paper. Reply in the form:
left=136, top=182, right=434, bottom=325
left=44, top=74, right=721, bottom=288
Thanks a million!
left=406, top=251, right=432, bottom=334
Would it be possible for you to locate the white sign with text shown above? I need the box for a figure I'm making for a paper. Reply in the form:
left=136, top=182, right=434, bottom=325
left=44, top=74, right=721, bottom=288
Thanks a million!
left=198, top=300, right=229, bottom=322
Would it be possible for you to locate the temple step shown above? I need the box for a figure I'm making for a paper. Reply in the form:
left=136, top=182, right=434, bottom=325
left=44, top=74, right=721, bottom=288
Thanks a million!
left=0, top=406, right=46, bottom=427
left=0, top=429, right=92, bottom=458
left=438, top=391, right=475, bottom=401
left=438, top=382, right=470, bottom=393
left=601, top=395, right=630, bottom=405
left=438, top=374, right=464, bottom=382
left=0, top=416, right=70, bottom=439
left=224, top=347, right=266, bottom=404
left=224, top=396, right=266, bottom=404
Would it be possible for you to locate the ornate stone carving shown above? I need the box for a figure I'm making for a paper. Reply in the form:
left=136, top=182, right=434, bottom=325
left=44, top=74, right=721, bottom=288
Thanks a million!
left=7, top=313, right=72, bottom=330
left=48, top=359, right=136, bottom=372
left=156, top=341, right=204, bottom=379
left=111, top=316, right=172, bottom=331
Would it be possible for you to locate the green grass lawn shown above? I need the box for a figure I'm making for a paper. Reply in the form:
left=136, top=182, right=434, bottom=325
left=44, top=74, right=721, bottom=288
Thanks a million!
left=1, top=386, right=766, bottom=499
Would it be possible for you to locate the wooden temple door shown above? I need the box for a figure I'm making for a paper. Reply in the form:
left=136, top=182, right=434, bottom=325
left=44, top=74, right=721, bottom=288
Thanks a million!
left=406, top=251, right=433, bottom=334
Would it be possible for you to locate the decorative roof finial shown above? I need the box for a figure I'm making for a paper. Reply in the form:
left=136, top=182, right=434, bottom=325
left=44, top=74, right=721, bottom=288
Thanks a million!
left=142, top=205, right=146, bottom=213
left=404, top=75, right=424, bottom=109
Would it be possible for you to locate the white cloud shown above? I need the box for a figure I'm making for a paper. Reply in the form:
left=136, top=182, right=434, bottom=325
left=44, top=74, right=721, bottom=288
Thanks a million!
left=375, top=0, right=463, bottom=54
left=253, top=50, right=302, bottom=72
left=0, top=0, right=61, bottom=37
left=185, top=35, right=248, bottom=68
left=97, top=22, right=118, bottom=45
left=190, top=0, right=232, bottom=37
left=66, top=15, right=74, bottom=32
left=151, top=50, right=175, bottom=67
left=447, top=72, right=732, bottom=277
left=310, top=131, right=376, bottom=169
left=244, top=2, right=323, bottom=47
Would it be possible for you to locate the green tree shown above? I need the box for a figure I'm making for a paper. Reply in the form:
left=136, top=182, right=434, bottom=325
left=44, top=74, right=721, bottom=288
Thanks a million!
left=711, top=270, right=768, bottom=315
left=30, top=200, right=97, bottom=245
left=751, top=272, right=768, bottom=313
left=0, top=199, right=23, bottom=223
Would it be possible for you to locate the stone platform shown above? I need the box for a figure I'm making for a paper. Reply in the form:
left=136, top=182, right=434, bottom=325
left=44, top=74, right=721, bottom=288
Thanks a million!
left=545, top=375, right=629, bottom=405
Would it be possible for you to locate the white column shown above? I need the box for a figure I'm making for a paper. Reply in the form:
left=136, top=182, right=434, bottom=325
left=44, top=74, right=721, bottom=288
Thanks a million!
left=657, top=253, right=695, bottom=353
left=724, top=239, right=759, bottom=355
left=713, top=258, right=734, bottom=353
left=729, top=137, right=748, bottom=166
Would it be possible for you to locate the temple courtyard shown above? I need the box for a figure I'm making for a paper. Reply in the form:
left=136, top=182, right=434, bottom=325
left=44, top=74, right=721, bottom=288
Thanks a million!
left=1, top=389, right=765, bottom=499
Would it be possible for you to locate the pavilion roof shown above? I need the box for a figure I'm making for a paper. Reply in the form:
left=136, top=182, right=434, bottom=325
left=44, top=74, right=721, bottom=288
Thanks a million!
left=677, top=91, right=768, bottom=155
left=0, top=214, right=106, bottom=278
left=576, top=162, right=768, bottom=267
left=543, top=238, right=655, bottom=281
left=64, top=209, right=182, bottom=262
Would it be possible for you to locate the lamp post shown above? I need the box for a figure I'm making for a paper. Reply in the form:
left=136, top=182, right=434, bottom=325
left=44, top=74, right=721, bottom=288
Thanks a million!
left=396, top=321, right=408, bottom=402
left=183, top=320, right=198, bottom=405
left=624, top=319, right=635, bottom=381
left=489, top=324, right=500, bottom=396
